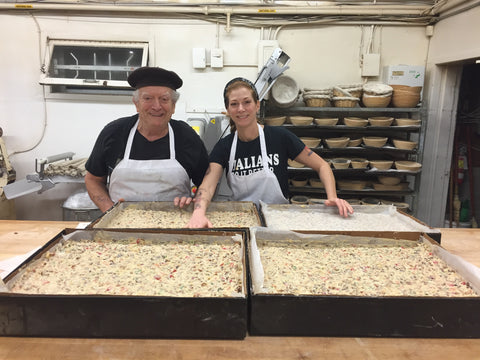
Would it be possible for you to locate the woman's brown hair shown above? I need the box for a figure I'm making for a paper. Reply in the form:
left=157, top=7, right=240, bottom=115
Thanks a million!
left=223, top=77, right=259, bottom=133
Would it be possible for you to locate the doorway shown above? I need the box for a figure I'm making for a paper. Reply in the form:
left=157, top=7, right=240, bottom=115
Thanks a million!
left=445, top=63, right=480, bottom=228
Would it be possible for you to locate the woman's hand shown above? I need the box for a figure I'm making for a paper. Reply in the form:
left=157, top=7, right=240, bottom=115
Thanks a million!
left=174, top=196, right=193, bottom=208
left=324, top=198, right=354, bottom=218
left=186, top=212, right=213, bottom=228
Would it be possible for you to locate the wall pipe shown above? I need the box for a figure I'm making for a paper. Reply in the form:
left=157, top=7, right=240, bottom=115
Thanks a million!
left=0, top=3, right=432, bottom=16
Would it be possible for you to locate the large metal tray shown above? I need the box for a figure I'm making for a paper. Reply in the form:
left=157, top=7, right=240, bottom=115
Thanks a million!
left=89, top=201, right=262, bottom=229
left=260, top=203, right=442, bottom=243
left=247, top=228, right=480, bottom=338
left=0, top=228, right=248, bottom=339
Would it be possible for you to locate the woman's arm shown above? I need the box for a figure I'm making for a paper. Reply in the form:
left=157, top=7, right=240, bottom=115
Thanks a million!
left=84, top=171, right=115, bottom=212
left=295, top=147, right=353, bottom=217
left=186, top=162, right=224, bottom=228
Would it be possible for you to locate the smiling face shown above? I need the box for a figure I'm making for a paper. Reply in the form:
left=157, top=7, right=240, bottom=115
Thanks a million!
left=226, top=85, right=260, bottom=130
left=134, top=86, right=176, bottom=133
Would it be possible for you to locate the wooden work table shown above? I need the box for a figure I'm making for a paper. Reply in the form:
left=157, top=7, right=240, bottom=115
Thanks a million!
left=1, top=220, right=480, bottom=359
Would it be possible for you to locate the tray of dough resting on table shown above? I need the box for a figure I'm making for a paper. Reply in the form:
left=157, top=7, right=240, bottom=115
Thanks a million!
left=0, top=228, right=248, bottom=339
left=260, top=202, right=441, bottom=243
left=247, top=227, right=480, bottom=337
left=88, top=201, right=262, bottom=229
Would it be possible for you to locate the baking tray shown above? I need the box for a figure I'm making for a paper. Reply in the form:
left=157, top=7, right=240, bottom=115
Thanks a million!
left=0, top=228, right=248, bottom=339
left=88, top=201, right=263, bottom=229
left=247, top=227, right=480, bottom=338
left=260, top=202, right=442, bottom=243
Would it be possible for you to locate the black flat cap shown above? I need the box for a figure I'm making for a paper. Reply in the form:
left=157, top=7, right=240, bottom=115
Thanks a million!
left=127, top=67, right=183, bottom=90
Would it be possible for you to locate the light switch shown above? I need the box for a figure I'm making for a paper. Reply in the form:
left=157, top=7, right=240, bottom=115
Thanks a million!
left=192, top=48, right=206, bottom=69
left=211, top=48, right=223, bottom=68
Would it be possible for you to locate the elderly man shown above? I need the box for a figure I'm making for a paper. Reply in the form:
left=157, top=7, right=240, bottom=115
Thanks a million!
left=85, top=67, right=209, bottom=212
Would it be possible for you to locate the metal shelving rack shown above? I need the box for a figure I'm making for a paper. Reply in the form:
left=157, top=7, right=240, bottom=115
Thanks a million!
left=261, top=103, right=426, bottom=216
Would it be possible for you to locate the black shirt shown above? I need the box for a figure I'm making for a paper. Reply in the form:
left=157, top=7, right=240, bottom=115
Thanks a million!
left=85, top=115, right=209, bottom=186
left=209, top=125, right=305, bottom=198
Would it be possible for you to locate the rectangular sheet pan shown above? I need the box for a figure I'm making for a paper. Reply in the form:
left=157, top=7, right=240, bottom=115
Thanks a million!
left=89, top=201, right=262, bottom=229
left=248, top=227, right=480, bottom=338
left=260, top=203, right=441, bottom=243
left=0, top=228, right=248, bottom=339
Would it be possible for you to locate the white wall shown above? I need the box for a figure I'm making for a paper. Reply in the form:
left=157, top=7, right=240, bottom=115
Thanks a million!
left=1, top=12, right=429, bottom=220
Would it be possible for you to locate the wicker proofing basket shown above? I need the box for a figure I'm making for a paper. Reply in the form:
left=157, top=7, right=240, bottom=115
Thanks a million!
left=332, top=96, right=359, bottom=108
left=304, top=95, right=331, bottom=107
left=362, top=94, right=392, bottom=108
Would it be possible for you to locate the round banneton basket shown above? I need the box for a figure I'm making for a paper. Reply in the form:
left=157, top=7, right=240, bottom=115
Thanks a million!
left=335, top=84, right=363, bottom=98
left=362, top=136, right=388, bottom=147
left=394, top=118, right=421, bottom=126
left=330, top=158, right=351, bottom=169
left=344, top=117, right=368, bottom=127
left=348, top=138, right=363, bottom=147
left=303, top=87, right=332, bottom=96
left=368, top=116, right=394, bottom=127
left=308, top=178, right=324, bottom=188
left=394, top=161, right=422, bottom=171
left=303, top=94, right=331, bottom=107
left=391, top=85, right=422, bottom=94
left=264, top=116, right=286, bottom=126
left=392, top=139, right=418, bottom=150
left=324, top=136, right=350, bottom=148
left=332, top=96, right=360, bottom=108
left=289, top=115, right=314, bottom=126
left=337, top=180, right=367, bottom=190
left=369, top=160, right=393, bottom=170
left=300, top=137, right=321, bottom=148
left=392, top=90, right=421, bottom=108
left=350, top=158, right=369, bottom=169
left=363, top=82, right=393, bottom=96
left=314, top=117, right=339, bottom=126
left=270, top=75, right=300, bottom=108
left=362, top=93, right=392, bottom=108
left=290, top=176, right=308, bottom=187
left=290, top=195, right=309, bottom=204
left=377, top=175, right=402, bottom=185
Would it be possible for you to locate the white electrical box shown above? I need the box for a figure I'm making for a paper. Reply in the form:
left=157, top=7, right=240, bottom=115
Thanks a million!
left=192, top=48, right=206, bottom=69
left=362, top=53, right=381, bottom=77
left=384, top=65, right=425, bottom=87
left=210, top=48, right=224, bottom=68
left=257, top=40, right=279, bottom=72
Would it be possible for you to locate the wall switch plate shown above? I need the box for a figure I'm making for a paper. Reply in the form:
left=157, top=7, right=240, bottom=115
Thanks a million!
left=362, top=53, right=381, bottom=76
left=192, top=48, right=206, bottom=69
left=257, top=40, right=279, bottom=72
left=211, top=48, right=223, bottom=68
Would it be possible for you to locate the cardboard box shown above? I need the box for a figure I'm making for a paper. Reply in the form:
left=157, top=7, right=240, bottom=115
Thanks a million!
left=384, top=65, right=425, bottom=87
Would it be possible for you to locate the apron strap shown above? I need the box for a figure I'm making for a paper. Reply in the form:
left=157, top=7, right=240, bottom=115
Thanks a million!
left=229, top=124, right=268, bottom=172
left=124, top=120, right=175, bottom=160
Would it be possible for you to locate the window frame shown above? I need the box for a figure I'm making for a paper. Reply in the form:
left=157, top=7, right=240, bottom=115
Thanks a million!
left=40, top=39, right=149, bottom=89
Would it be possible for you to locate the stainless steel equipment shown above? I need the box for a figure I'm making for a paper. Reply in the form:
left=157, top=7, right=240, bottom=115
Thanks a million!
left=0, top=128, right=16, bottom=219
left=254, top=47, right=291, bottom=101
left=3, top=152, right=85, bottom=200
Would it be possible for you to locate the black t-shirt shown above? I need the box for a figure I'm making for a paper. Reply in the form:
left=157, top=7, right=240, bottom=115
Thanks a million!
left=85, top=115, right=209, bottom=186
left=209, top=125, right=306, bottom=198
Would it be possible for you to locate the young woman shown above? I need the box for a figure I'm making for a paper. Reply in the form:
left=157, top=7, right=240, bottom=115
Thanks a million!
left=176, top=77, right=353, bottom=228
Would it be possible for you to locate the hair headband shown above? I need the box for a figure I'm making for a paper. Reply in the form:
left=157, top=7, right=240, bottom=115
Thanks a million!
left=223, top=77, right=259, bottom=107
